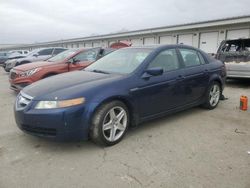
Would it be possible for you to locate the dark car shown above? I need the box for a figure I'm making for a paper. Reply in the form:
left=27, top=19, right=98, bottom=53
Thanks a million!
left=4, top=47, right=67, bottom=72
left=14, top=45, right=226, bottom=146
left=216, top=38, right=250, bottom=78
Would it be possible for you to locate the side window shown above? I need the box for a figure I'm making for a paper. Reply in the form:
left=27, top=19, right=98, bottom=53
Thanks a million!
left=53, top=48, right=66, bottom=55
left=73, top=50, right=98, bottom=62
left=148, top=49, right=180, bottom=72
left=179, top=49, right=202, bottom=67
left=198, top=52, right=206, bottom=64
left=38, top=49, right=54, bottom=56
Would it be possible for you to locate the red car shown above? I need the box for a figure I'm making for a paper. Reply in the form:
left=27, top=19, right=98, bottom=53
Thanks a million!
left=9, top=47, right=115, bottom=91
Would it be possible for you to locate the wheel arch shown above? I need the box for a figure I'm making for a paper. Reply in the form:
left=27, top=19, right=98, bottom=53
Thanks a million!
left=90, top=95, right=138, bottom=127
left=209, top=74, right=223, bottom=90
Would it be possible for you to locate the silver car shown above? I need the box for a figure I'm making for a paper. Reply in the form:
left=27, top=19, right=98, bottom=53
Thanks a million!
left=216, top=38, right=250, bottom=78
left=4, top=47, right=67, bottom=72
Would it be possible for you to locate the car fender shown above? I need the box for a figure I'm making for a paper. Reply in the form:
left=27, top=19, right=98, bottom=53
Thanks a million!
left=208, top=73, right=224, bottom=89
left=86, top=94, right=139, bottom=127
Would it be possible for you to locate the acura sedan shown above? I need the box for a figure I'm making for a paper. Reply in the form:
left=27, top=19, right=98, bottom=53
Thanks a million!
left=14, top=45, right=226, bottom=146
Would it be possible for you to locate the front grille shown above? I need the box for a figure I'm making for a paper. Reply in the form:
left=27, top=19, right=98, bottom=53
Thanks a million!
left=21, top=124, right=57, bottom=136
left=10, top=71, right=17, bottom=79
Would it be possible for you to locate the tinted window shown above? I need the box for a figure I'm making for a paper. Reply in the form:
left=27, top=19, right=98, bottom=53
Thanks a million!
left=73, top=49, right=98, bottom=62
left=148, top=49, right=180, bottom=72
left=38, top=49, right=53, bottom=56
left=53, top=48, right=66, bottom=55
left=179, top=49, right=201, bottom=67
left=198, top=52, right=206, bottom=64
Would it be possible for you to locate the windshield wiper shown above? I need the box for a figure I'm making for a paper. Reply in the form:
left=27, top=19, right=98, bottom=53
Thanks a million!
left=91, top=69, right=110, bottom=74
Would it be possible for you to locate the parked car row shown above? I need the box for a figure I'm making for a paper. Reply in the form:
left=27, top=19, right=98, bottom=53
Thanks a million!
left=2, top=44, right=224, bottom=146
left=9, top=47, right=115, bottom=91
left=4, top=47, right=67, bottom=72
left=0, top=50, right=29, bottom=67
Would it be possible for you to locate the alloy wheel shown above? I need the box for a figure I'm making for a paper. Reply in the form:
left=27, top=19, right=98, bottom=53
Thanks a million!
left=209, top=84, right=220, bottom=107
left=102, top=106, right=128, bottom=142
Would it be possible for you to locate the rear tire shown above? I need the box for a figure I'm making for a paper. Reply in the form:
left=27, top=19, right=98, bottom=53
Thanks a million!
left=202, top=81, right=221, bottom=110
left=90, top=100, right=129, bottom=146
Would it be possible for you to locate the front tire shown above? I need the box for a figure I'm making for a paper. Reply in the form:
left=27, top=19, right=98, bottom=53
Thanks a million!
left=202, top=81, right=221, bottom=109
left=90, top=101, right=129, bottom=146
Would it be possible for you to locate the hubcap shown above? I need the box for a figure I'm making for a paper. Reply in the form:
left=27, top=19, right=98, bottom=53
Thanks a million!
left=102, top=106, right=128, bottom=142
left=209, top=84, right=220, bottom=107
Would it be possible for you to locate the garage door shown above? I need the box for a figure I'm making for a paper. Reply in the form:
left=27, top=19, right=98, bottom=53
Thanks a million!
left=159, top=35, right=172, bottom=44
left=199, top=32, right=219, bottom=53
left=144, top=37, right=155, bottom=45
left=93, top=42, right=100, bottom=47
left=108, top=41, right=116, bottom=46
left=78, top=43, right=85, bottom=47
left=85, top=43, right=92, bottom=47
left=178, top=34, right=193, bottom=46
left=131, top=38, right=143, bottom=46
left=227, top=29, right=250, bottom=40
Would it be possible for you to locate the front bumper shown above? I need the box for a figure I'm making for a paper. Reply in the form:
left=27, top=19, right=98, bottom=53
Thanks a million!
left=15, top=101, right=90, bottom=141
left=10, top=82, right=30, bottom=92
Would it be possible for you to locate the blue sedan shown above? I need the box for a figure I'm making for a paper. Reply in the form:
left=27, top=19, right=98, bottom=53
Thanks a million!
left=14, top=45, right=226, bottom=146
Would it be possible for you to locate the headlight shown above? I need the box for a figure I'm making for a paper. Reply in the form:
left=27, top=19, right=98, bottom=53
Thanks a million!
left=35, top=97, right=85, bottom=109
left=19, top=68, right=41, bottom=77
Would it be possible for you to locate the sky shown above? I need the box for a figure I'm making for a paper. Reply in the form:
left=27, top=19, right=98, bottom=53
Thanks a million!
left=0, top=0, right=250, bottom=44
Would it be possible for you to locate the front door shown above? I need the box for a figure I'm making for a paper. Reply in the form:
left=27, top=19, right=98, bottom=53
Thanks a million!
left=132, top=48, right=186, bottom=118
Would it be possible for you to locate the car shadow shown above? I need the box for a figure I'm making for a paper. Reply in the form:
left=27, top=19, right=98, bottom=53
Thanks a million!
left=126, top=107, right=202, bottom=138
left=16, top=106, right=203, bottom=152
left=226, top=78, right=250, bottom=88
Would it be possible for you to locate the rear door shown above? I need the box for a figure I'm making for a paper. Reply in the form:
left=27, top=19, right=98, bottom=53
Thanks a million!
left=178, top=48, right=209, bottom=103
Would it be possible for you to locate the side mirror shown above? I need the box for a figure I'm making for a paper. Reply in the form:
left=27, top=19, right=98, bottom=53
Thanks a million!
left=142, top=67, right=163, bottom=79
left=33, top=53, right=38, bottom=57
left=72, top=58, right=80, bottom=64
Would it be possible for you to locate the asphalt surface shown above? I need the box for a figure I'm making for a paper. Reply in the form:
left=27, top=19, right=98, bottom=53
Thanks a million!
left=0, top=68, right=249, bottom=188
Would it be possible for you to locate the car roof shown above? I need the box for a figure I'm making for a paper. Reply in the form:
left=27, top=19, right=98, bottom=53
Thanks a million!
left=124, top=44, right=200, bottom=51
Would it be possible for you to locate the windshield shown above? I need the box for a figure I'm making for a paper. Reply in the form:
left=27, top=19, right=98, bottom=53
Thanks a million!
left=48, top=49, right=78, bottom=62
left=85, top=48, right=152, bottom=74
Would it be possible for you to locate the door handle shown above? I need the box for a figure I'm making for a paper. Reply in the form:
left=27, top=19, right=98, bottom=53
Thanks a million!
left=176, top=75, right=185, bottom=81
left=203, top=69, right=209, bottom=74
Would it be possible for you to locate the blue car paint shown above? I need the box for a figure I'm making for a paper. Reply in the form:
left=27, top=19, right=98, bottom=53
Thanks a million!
left=14, top=45, right=226, bottom=141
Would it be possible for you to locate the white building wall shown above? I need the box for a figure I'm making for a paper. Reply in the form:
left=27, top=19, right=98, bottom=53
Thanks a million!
left=2, top=17, right=250, bottom=54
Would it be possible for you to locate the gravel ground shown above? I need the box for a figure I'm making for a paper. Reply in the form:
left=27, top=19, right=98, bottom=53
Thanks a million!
left=0, top=68, right=249, bottom=188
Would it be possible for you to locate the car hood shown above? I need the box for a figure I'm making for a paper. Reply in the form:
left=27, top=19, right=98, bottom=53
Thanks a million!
left=23, top=71, right=123, bottom=100
left=14, top=61, right=58, bottom=71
